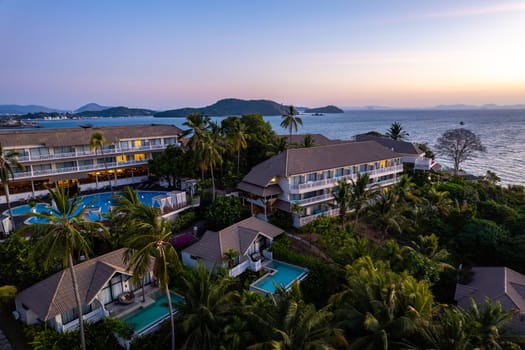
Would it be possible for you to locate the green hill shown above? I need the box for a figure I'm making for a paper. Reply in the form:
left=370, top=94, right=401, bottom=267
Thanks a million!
left=75, top=106, right=155, bottom=117
left=155, top=98, right=289, bottom=118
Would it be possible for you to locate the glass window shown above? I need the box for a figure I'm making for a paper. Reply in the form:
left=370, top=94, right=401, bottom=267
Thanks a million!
left=29, top=147, right=49, bottom=157
left=119, top=141, right=129, bottom=150
left=307, top=173, right=316, bottom=182
left=149, top=138, right=161, bottom=146
left=134, top=153, right=145, bottom=161
left=335, top=168, right=344, bottom=177
left=164, top=137, right=177, bottom=145
left=56, top=161, right=75, bottom=170
left=54, top=146, right=74, bottom=154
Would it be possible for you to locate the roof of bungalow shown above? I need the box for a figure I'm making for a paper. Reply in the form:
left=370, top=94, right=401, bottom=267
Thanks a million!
left=455, top=267, right=525, bottom=312
left=0, top=124, right=183, bottom=148
left=182, top=217, right=284, bottom=264
left=15, top=248, right=152, bottom=321
left=238, top=140, right=400, bottom=190
left=354, top=134, right=422, bottom=156
left=278, top=134, right=344, bottom=147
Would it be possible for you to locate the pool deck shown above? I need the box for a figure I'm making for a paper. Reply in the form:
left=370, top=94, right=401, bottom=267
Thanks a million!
left=105, top=285, right=159, bottom=319
left=249, top=259, right=309, bottom=296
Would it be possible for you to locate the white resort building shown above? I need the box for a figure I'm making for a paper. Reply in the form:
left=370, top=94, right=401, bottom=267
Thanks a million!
left=237, top=141, right=404, bottom=227
left=0, top=124, right=183, bottom=204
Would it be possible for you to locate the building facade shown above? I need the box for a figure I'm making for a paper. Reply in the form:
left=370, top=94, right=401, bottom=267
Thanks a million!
left=0, top=124, right=182, bottom=203
left=237, top=140, right=404, bottom=227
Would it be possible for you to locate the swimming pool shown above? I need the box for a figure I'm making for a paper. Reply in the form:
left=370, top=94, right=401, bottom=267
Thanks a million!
left=21, top=191, right=167, bottom=224
left=251, top=260, right=308, bottom=295
left=3, top=203, right=51, bottom=217
left=122, top=292, right=184, bottom=335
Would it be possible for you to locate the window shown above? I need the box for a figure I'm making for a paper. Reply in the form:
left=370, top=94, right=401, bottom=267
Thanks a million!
left=134, top=140, right=142, bottom=148
left=307, top=173, right=316, bottom=182
left=117, top=155, right=127, bottom=162
left=164, top=137, right=177, bottom=145
left=359, top=164, right=367, bottom=172
left=79, top=160, right=93, bottom=167
left=29, top=147, right=49, bottom=157
left=323, top=170, right=331, bottom=179
left=56, top=161, right=75, bottom=170
left=293, top=176, right=303, bottom=185
left=119, top=141, right=129, bottom=150
left=134, top=153, right=145, bottom=161
left=54, top=146, right=74, bottom=154
left=290, top=194, right=301, bottom=201
left=149, top=138, right=161, bottom=146
left=335, top=168, right=344, bottom=177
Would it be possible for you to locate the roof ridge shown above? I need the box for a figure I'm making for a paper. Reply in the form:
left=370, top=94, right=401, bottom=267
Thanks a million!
left=45, top=269, right=67, bottom=320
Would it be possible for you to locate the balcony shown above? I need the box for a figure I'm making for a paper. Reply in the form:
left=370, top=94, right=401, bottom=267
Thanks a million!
left=289, top=165, right=403, bottom=194
left=294, top=193, right=334, bottom=206
left=12, top=159, right=149, bottom=180
left=14, top=143, right=174, bottom=163
left=295, top=208, right=340, bottom=227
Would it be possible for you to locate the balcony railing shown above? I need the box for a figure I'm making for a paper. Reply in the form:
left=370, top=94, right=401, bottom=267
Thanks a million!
left=294, top=193, right=334, bottom=206
left=289, top=165, right=403, bottom=193
left=297, top=208, right=340, bottom=226
left=14, top=143, right=178, bottom=163
left=12, top=159, right=149, bottom=180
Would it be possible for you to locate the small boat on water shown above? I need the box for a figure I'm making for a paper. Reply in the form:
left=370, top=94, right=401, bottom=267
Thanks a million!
left=79, top=123, right=93, bottom=128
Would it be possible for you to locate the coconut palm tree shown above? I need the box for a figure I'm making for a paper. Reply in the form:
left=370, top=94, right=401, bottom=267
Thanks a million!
left=385, top=122, right=409, bottom=140
left=90, top=132, right=113, bottom=189
left=183, top=113, right=211, bottom=152
left=124, top=204, right=181, bottom=350
left=0, top=143, right=24, bottom=232
left=198, top=132, right=223, bottom=201
left=333, top=179, right=351, bottom=226
left=22, top=186, right=108, bottom=350
left=371, top=188, right=404, bottom=242
left=349, top=172, right=370, bottom=231
left=280, top=106, right=303, bottom=145
left=223, top=248, right=240, bottom=269
left=300, top=134, right=315, bottom=148
left=226, top=119, right=249, bottom=177
left=177, top=263, right=241, bottom=349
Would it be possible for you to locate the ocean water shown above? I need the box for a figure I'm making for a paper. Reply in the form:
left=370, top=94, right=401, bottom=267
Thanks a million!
left=10, top=109, right=525, bottom=185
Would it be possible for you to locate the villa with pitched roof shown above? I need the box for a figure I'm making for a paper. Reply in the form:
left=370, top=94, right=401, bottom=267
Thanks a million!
left=181, top=217, right=284, bottom=277
left=237, top=141, right=404, bottom=227
left=455, top=266, right=525, bottom=334
left=14, top=248, right=154, bottom=333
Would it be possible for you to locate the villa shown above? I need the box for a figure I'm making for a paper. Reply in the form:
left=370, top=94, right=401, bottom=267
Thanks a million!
left=455, top=266, right=525, bottom=335
left=14, top=248, right=155, bottom=334
left=0, top=124, right=183, bottom=204
left=181, top=216, right=283, bottom=277
left=237, top=141, right=404, bottom=227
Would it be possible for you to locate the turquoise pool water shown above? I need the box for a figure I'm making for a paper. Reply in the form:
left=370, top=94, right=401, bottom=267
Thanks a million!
left=23, top=191, right=166, bottom=224
left=253, top=261, right=308, bottom=294
left=4, top=203, right=50, bottom=217
left=122, top=292, right=184, bottom=334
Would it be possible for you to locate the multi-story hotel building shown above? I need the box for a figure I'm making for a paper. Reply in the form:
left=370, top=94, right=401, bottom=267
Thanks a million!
left=237, top=140, right=404, bottom=227
left=0, top=124, right=183, bottom=203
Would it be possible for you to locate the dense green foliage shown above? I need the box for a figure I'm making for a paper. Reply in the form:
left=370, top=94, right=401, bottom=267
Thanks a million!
left=204, top=195, right=249, bottom=230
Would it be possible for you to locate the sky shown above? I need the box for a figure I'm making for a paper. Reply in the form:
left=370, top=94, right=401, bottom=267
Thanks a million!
left=1, top=0, right=524, bottom=110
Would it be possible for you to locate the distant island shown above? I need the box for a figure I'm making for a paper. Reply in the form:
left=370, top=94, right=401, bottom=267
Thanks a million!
left=76, top=106, right=155, bottom=117
left=304, top=105, right=344, bottom=114
left=155, top=98, right=288, bottom=118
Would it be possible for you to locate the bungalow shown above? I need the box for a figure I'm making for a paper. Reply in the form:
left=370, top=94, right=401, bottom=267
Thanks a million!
left=181, top=217, right=284, bottom=277
left=455, top=266, right=525, bottom=335
left=14, top=248, right=154, bottom=333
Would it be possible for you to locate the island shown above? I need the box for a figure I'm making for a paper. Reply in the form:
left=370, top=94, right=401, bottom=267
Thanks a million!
left=304, top=105, right=344, bottom=114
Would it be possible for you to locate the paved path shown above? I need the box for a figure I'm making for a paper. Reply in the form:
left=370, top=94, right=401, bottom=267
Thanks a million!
left=0, top=329, right=12, bottom=350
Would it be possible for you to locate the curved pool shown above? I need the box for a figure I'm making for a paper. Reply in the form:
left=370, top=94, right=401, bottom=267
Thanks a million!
left=21, top=191, right=167, bottom=224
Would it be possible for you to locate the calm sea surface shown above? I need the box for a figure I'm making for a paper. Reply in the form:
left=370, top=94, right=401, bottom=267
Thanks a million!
left=7, top=109, right=525, bottom=186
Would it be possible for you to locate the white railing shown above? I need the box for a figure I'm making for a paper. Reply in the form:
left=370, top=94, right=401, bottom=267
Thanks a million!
left=289, top=165, right=403, bottom=193
left=12, top=159, right=149, bottom=180
left=295, top=193, right=334, bottom=206
left=297, top=208, right=340, bottom=226
left=14, top=143, right=174, bottom=163
left=249, top=259, right=262, bottom=272
left=229, top=259, right=250, bottom=277
left=61, top=308, right=104, bottom=333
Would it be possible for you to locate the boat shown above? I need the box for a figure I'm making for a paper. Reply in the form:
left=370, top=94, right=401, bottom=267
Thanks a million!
left=312, top=113, right=324, bottom=116
left=79, top=123, right=93, bottom=128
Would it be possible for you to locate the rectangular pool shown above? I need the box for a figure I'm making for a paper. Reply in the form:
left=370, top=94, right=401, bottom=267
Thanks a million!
left=251, top=260, right=308, bottom=295
left=121, top=292, right=184, bottom=335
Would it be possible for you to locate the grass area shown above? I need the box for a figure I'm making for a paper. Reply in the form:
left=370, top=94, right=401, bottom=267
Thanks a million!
left=0, top=309, right=31, bottom=350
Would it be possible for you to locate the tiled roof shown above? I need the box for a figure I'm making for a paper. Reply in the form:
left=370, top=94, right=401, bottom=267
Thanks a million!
left=237, top=182, right=282, bottom=197
left=182, top=217, right=284, bottom=264
left=240, top=141, right=400, bottom=188
left=278, top=134, right=343, bottom=147
left=455, top=267, right=525, bottom=312
left=16, top=248, right=152, bottom=320
left=0, top=124, right=183, bottom=148
left=354, top=134, right=422, bottom=155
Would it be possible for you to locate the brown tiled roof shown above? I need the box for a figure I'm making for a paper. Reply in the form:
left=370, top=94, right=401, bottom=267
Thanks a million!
left=240, top=141, right=400, bottom=188
left=237, top=182, right=282, bottom=197
left=16, top=248, right=152, bottom=320
left=455, top=267, right=525, bottom=312
left=0, top=124, right=183, bottom=148
left=278, top=134, right=342, bottom=147
left=354, top=134, right=422, bottom=155
left=182, top=217, right=284, bottom=264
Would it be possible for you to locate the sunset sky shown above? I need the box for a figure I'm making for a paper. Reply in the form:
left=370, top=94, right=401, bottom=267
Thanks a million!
left=1, top=0, right=524, bottom=110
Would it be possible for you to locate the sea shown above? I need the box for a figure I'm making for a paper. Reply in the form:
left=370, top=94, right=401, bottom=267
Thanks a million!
left=4, top=109, right=525, bottom=186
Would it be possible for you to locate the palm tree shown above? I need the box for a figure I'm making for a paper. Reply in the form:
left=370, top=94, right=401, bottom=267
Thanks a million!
left=280, top=106, right=303, bottom=145
left=333, top=179, right=351, bottom=226
left=183, top=113, right=211, bottom=153
left=226, top=119, right=249, bottom=177
left=250, top=285, right=346, bottom=350
left=0, top=143, right=24, bottom=232
left=124, top=204, right=181, bottom=350
left=198, top=132, right=223, bottom=201
left=223, top=248, right=240, bottom=269
left=301, top=134, right=315, bottom=148
left=177, top=263, right=241, bottom=349
left=22, top=187, right=108, bottom=350
left=349, top=172, right=370, bottom=231
left=90, top=132, right=112, bottom=189
left=371, top=188, right=404, bottom=242
left=385, top=122, right=409, bottom=140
